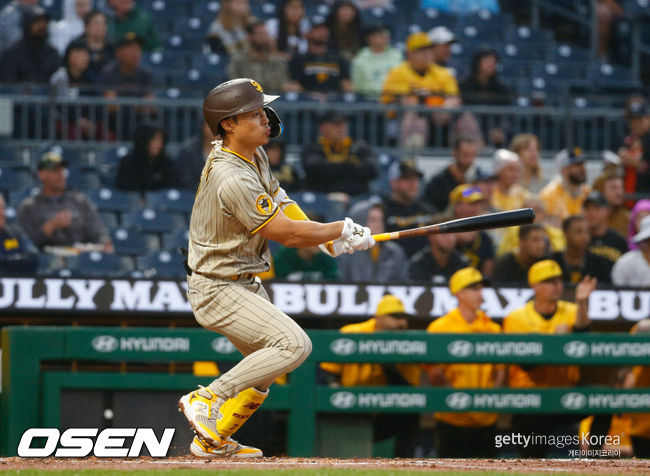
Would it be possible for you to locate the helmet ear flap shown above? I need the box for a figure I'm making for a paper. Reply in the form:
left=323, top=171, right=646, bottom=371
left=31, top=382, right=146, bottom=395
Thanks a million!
left=264, top=107, right=284, bottom=139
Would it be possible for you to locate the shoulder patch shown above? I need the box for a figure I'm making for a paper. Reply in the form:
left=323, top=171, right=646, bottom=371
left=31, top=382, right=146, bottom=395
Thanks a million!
left=256, top=193, right=273, bottom=215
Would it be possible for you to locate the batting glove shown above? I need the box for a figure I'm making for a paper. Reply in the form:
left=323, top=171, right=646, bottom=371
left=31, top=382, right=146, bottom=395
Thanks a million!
left=319, top=239, right=353, bottom=258
left=341, top=217, right=375, bottom=251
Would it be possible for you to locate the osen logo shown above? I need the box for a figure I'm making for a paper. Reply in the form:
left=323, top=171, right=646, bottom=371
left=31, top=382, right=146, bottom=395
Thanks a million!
left=330, top=338, right=357, bottom=356
left=561, top=392, right=587, bottom=410
left=564, top=341, right=589, bottom=359
left=92, top=335, right=118, bottom=353
left=447, top=340, right=474, bottom=358
left=445, top=392, right=472, bottom=410
left=330, top=391, right=357, bottom=409
left=212, top=337, right=236, bottom=354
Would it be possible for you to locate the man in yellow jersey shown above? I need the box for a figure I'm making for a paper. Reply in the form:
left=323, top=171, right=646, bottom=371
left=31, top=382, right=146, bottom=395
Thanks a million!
left=540, top=148, right=591, bottom=221
left=426, top=267, right=504, bottom=457
left=320, top=295, right=420, bottom=457
left=178, top=78, right=375, bottom=458
left=626, top=319, right=650, bottom=457
left=503, top=259, right=597, bottom=457
left=382, top=32, right=460, bottom=110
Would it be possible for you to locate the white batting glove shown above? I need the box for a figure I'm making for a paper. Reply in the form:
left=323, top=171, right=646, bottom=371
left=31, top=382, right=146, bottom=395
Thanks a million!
left=319, top=239, right=353, bottom=258
left=341, top=217, right=375, bottom=251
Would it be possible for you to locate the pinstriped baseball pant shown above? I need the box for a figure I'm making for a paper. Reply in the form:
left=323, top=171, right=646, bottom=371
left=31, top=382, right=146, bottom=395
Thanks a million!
left=187, top=273, right=312, bottom=399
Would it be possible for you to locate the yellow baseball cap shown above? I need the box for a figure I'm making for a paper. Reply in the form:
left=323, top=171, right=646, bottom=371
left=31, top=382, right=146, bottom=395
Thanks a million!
left=449, top=184, right=484, bottom=205
left=528, top=259, right=563, bottom=285
left=375, top=294, right=408, bottom=316
left=406, top=32, right=433, bottom=52
left=449, top=267, right=486, bottom=295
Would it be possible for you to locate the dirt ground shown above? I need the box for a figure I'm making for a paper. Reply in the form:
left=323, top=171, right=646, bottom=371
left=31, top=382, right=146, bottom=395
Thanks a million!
left=1, top=456, right=649, bottom=473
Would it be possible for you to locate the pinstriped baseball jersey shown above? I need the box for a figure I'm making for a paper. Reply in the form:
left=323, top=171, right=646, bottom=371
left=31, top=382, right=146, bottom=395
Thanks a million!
left=188, top=144, right=282, bottom=279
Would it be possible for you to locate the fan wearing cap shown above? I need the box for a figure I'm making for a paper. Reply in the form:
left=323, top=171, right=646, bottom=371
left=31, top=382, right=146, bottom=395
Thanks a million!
left=381, top=31, right=460, bottom=110
left=320, top=294, right=420, bottom=457
left=179, top=78, right=374, bottom=458
left=425, top=267, right=504, bottom=457
left=382, top=158, right=438, bottom=258
left=16, top=150, right=112, bottom=252
left=503, top=259, right=596, bottom=457
left=491, top=149, right=529, bottom=212
left=582, top=191, right=628, bottom=265
left=0, top=5, right=60, bottom=83
left=446, top=184, right=496, bottom=277
left=539, top=147, right=591, bottom=221
left=301, top=110, right=378, bottom=198
left=550, top=215, right=613, bottom=284
left=612, top=215, right=650, bottom=287
left=287, top=18, right=353, bottom=94
left=106, top=0, right=160, bottom=52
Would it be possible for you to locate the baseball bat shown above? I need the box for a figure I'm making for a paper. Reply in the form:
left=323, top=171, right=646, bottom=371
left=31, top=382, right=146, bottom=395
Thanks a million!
left=372, top=208, right=535, bottom=242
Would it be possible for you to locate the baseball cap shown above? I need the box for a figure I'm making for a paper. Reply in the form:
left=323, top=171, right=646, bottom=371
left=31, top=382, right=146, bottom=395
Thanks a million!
left=428, top=26, right=456, bottom=45
left=406, top=32, right=433, bottom=52
left=449, top=267, right=486, bottom=295
left=449, top=184, right=484, bottom=205
left=467, top=165, right=496, bottom=183
left=528, top=259, right=563, bottom=285
left=387, top=159, right=423, bottom=181
left=38, top=150, right=68, bottom=170
left=492, top=149, right=520, bottom=175
left=365, top=22, right=389, bottom=36
left=583, top=191, right=608, bottom=208
left=375, top=294, right=409, bottom=317
left=625, top=99, right=648, bottom=119
left=632, top=215, right=650, bottom=244
left=116, top=31, right=143, bottom=49
left=555, top=147, right=585, bottom=168
left=601, top=150, right=621, bottom=166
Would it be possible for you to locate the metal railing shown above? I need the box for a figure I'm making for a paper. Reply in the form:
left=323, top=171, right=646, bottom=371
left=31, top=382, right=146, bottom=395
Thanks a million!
left=1, top=93, right=628, bottom=154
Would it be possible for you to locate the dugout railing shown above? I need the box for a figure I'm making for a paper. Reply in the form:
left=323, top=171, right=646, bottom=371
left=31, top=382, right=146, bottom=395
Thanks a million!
left=1, top=326, right=649, bottom=456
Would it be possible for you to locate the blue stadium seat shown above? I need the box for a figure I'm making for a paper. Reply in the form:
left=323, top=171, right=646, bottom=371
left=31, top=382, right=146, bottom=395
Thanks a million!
left=122, top=208, right=184, bottom=235
left=88, top=188, right=139, bottom=214
left=142, top=51, right=189, bottom=71
left=110, top=227, right=151, bottom=257
left=162, top=228, right=189, bottom=252
left=138, top=250, right=186, bottom=280
left=0, top=167, right=34, bottom=195
left=0, top=142, right=16, bottom=162
left=291, top=191, right=346, bottom=221
left=66, top=169, right=101, bottom=192
left=8, top=186, right=39, bottom=208
left=146, top=188, right=194, bottom=214
left=67, top=251, right=127, bottom=277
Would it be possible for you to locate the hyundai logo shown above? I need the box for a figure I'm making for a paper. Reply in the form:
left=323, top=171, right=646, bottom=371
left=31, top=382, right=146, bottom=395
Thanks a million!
left=445, top=392, right=472, bottom=410
left=563, top=341, right=589, bottom=359
left=329, top=391, right=357, bottom=409
left=92, top=335, right=119, bottom=353
left=447, top=340, right=474, bottom=358
left=330, top=338, right=357, bottom=356
left=211, top=337, right=236, bottom=354
left=561, top=392, right=587, bottom=410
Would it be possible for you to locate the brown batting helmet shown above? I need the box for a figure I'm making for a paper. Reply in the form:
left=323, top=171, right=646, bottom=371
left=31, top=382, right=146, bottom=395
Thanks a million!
left=203, top=78, right=280, bottom=136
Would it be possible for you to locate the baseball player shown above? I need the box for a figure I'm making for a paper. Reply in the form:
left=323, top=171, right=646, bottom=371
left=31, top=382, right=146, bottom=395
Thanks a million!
left=178, top=78, right=375, bottom=458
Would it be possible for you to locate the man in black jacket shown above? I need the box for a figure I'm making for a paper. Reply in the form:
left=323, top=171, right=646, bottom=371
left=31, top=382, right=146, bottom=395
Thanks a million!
left=0, top=6, right=60, bottom=83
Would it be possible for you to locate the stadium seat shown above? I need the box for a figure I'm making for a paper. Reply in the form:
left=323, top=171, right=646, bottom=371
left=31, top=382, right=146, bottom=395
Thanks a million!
left=162, top=228, right=189, bottom=252
left=110, top=227, right=151, bottom=257
left=67, top=251, right=128, bottom=278
left=122, top=208, right=184, bottom=236
left=291, top=191, right=346, bottom=221
left=0, top=142, right=16, bottom=162
left=138, top=250, right=186, bottom=280
left=146, top=188, right=194, bottom=214
left=0, top=167, right=34, bottom=195
left=143, top=51, right=189, bottom=71
left=88, top=188, right=140, bottom=215
left=66, top=169, right=101, bottom=192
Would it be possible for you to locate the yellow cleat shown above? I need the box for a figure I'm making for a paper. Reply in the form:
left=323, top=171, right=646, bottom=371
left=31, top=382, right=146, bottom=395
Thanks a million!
left=190, top=435, right=263, bottom=458
left=178, top=386, right=225, bottom=446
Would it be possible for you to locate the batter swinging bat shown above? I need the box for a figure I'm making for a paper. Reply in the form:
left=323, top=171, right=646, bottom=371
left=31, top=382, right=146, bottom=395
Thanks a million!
left=372, top=208, right=535, bottom=242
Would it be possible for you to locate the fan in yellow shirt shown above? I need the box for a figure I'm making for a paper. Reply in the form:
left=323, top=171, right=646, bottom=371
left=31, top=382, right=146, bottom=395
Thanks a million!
left=626, top=319, right=650, bottom=457
left=503, top=259, right=597, bottom=457
left=425, top=267, right=504, bottom=458
left=320, top=294, right=420, bottom=457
